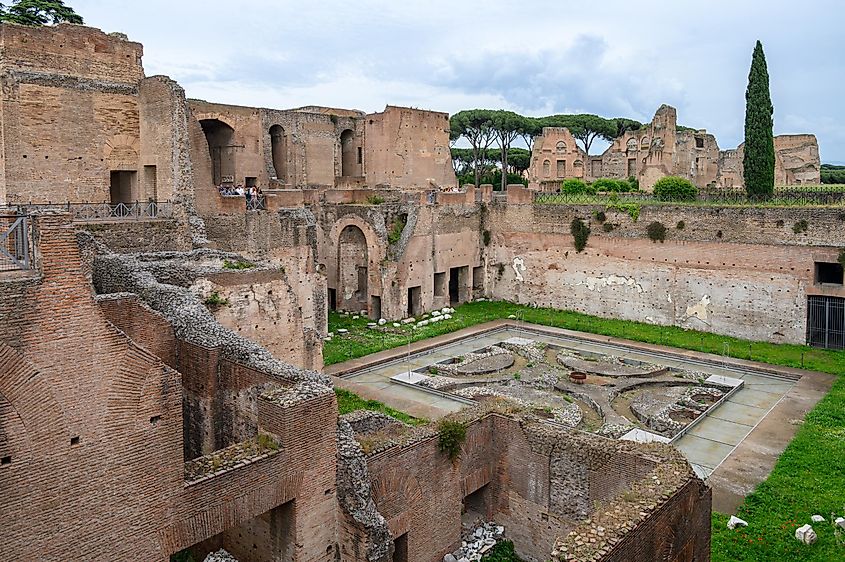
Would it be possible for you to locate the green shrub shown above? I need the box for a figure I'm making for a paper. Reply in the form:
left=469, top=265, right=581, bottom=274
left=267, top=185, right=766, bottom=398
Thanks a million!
left=676, top=220, right=685, bottom=230
left=437, top=419, right=467, bottom=460
left=592, top=178, right=630, bottom=192
left=628, top=176, right=639, bottom=191
left=560, top=178, right=595, bottom=195
left=646, top=221, right=667, bottom=243
left=653, top=176, right=697, bottom=201
left=222, top=259, right=254, bottom=270
left=388, top=216, right=406, bottom=244
left=204, top=291, right=229, bottom=308
left=602, top=222, right=615, bottom=233
left=482, top=229, right=491, bottom=246
left=606, top=202, right=640, bottom=221
left=593, top=210, right=606, bottom=223
left=171, top=551, right=197, bottom=562
left=570, top=218, right=590, bottom=253
left=792, top=219, right=808, bottom=234
left=366, top=194, right=385, bottom=205
left=481, top=540, right=524, bottom=562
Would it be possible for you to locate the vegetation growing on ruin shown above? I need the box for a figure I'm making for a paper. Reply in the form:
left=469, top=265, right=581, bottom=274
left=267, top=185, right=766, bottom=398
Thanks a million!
left=561, top=178, right=593, bottom=195
left=602, top=222, right=615, bottom=233
left=334, top=388, right=425, bottom=426
left=387, top=216, right=406, bottom=245
left=437, top=418, right=467, bottom=460
left=170, top=550, right=197, bottom=562
left=653, top=176, right=698, bottom=201
left=481, top=540, right=525, bottom=562
left=570, top=218, right=590, bottom=252
left=592, top=210, right=606, bottom=223
left=711, top=376, right=845, bottom=562
left=482, top=229, right=491, bottom=246
left=676, top=220, right=686, bottom=230
left=606, top=201, right=640, bottom=221
left=646, top=221, right=667, bottom=243
left=203, top=291, right=229, bottom=308
left=792, top=219, right=809, bottom=234
left=365, top=194, right=385, bottom=205
left=222, top=258, right=255, bottom=270
left=743, top=40, right=776, bottom=198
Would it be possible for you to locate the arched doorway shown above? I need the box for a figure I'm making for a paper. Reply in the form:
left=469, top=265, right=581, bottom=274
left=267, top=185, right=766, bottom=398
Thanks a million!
left=200, top=119, right=235, bottom=185
left=269, top=124, right=287, bottom=183
left=337, top=225, right=368, bottom=312
left=340, top=129, right=356, bottom=177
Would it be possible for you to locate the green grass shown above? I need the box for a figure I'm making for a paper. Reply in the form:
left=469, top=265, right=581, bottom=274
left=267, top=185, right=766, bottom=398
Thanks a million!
left=334, top=387, right=426, bottom=426
left=711, top=377, right=845, bottom=561
left=326, top=301, right=845, bottom=375
left=326, top=300, right=845, bottom=560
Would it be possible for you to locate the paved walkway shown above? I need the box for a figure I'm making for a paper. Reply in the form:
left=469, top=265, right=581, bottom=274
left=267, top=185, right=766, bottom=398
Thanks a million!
left=326, top=320, right=834, bottom=511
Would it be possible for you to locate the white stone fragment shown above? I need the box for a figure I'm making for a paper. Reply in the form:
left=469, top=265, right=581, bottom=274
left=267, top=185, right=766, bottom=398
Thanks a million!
left=443, top=555, right=457, bottom=562
left=835, top=516, right=845, bottom=530
left=392, top=322, right=401, bottom=328
left=444, top=314, right=452, bottom=320
left=360, top=309, right=368, bottom=316
left=432, top=310, right=442, bottom=316
left=727, top=515, right=748, bottom=530
left=378, top=318, right=387, bottom=325
left=402, top=317, right=415, bottom=324
left=811, top=514, right=826, bottom=523
left=352, top=315, right=359, bottom=320
left=441, top=307, right=451, bottom=313
left=417, top=320, right=429, bottom=327
left=336, top=328, right=348, bottom=334
left=795, top=524, right=817, bottom=545
left=507, top=314, right=516, bottom=319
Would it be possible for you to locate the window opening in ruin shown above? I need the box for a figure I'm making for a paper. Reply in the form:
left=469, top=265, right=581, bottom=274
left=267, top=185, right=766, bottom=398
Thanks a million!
left=269, top=124, right=287, bottom=182
left=357, top=146, right=363, bottom=165
left=556, top=160, right=566, bottom=178
left=592, top=160, right=602, bottom=177
left=807, top=296, right=845, bottom=350
left=695, top=137, right=705, bottom=149
left=109, top=171, right=136, bottom=206
left=200, top=119, right=237, bottom=185
left=627, top=158, right=636, bottom=177
left=143, top=165, right=157, bottom=200
left=392, top=533, right=409, bottom=562
left=338, top=225, right=368, bottom=311
left=340, top=129, right=356, bottom=177
left=407, top=286, right=421, bottom=317
left=245, top=177, right=257, bottom=188
left=434, top=272, right=446, bottom=297
left=463, top=484, right=490, bottom=521
left=70, top=436, right=80, bottom=446
left=356, top=267, right=368, bottom=303
left=449, top=267, right=468, bottom=306
left=472, top=266, right=484, bottom=294
left=815, top=262, right=843, bottom=285
left=370, top=295, right=381, bottom=320
left=1, top=455, right=11, bottom=465
left=150, top=415, right=161, bottom=425
left=542, top=160, right=551, bottom=178
left=328, top=288, right=337, bottom=311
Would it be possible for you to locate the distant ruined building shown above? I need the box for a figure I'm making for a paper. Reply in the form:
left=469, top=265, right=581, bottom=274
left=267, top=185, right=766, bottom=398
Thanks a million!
left=527, top=105, right=820, bottom=190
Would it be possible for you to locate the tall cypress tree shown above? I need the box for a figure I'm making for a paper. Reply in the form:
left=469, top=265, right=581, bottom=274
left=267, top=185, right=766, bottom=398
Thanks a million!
left=743, top=40, right=775, bottom=197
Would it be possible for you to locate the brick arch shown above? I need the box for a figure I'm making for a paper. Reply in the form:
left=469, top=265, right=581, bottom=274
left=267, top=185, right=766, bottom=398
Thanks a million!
left=105, top=341, right=173, bottom=431
left=371, top=469, right=423, bottom=521
left=103, top=133, right=140, bottom=170
left=192, top=113, right=237, bottom=132
left=327, top=215, right=384, bottom=311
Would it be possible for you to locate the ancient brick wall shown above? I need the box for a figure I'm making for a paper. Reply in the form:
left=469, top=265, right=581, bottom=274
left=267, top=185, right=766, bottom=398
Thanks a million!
left=81, top=218, right=192, bottom=252
left=363, top=106, right=457, bottom=189
left=487, top=203, right=845, bottom=344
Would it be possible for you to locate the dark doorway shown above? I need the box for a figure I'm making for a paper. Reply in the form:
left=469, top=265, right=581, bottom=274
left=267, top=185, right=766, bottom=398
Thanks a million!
left=463, top=483, right=490, bottom=520
left=815, top=262, right=844, bottom=285
left=356, top=267, right=368, bottom=303
left=200, top=119, right=236, bottom=185
left=328, top=288, right=336, bottom=311
left=434, top=272, right=446, bottom=297
left=807, top=296, right=845, bottom=350
left=109, top=171, right=136, bottom=205
left=449, top=268, right=460, bottom=305
left=407, top=286, right=421, bottom=317
left=392, top=533, right=408, bottom=562
left=337, top=225, right=368, bottom=312
left=370, top=295, right=381, bottom=320
left=340, top=129, right=356, bottom=177
left=270, top=124, right=287, bottom=182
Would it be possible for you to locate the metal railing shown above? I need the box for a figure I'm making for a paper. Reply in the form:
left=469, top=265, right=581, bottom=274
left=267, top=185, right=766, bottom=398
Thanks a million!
left=11, top=200, right=174, bottom=221
left=246, top=195, right=266, bottom=211
left=534, top=186, right=845, bottom=207
left=0, top=214, right=31, bottom=272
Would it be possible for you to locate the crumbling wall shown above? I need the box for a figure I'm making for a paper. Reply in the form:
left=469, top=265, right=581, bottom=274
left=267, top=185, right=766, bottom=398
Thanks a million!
left=488, top=204, right=845, bottom=344
left=363, top=106, right=457, bottom=189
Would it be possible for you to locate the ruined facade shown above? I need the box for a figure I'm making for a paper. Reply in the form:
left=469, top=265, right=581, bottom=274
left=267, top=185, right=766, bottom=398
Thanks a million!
left=1, top=21, right=841, bottom=562
left=528, top=105, right=821, bottom=190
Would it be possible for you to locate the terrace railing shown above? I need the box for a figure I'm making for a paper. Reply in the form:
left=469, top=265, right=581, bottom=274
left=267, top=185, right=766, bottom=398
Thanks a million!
left=534, top=186, right=845, bottom=207
left=0, top=213, right=31, bottom=272
left=246, top=195, right=266, bottom=211
left=11, top=200, right=174, bottom=221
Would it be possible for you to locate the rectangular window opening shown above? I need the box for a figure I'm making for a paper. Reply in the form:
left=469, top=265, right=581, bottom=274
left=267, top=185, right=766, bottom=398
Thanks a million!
left=70, top=436, right=80, bottom=446
left=1, top=455, right=11, bottom=465
left=815, top=262, right=844, bottom=285
left=434, top=272, right=447, bottom=297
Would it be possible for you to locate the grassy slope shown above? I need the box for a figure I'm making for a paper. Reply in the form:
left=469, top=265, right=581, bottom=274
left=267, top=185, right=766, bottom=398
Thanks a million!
left=326, top=300, right=845, bottom=560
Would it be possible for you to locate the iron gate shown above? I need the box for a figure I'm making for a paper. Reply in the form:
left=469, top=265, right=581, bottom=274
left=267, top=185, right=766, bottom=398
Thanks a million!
left=0, top=214, right=31, bottom=272
left=807, top=296, right=845, bottom=350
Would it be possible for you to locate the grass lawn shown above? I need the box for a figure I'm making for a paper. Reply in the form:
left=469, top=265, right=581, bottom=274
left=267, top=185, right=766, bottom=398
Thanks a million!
left=326, top=300, right=845, bottom=560
left=335, top=387, right=426, bottom=426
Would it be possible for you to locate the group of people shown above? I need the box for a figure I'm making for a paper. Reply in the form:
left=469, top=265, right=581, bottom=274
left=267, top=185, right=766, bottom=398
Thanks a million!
left=218, top=184, right=263, bottom=199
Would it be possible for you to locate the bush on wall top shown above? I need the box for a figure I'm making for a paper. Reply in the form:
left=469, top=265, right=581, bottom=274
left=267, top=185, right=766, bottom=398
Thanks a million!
left=560, top=178, right=595, bottom=195
left=653, top=176, right=697, bottom=201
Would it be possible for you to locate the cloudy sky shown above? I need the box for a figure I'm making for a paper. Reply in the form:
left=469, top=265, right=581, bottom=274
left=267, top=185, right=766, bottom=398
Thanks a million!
left=76, top=0, right=843, bottom=161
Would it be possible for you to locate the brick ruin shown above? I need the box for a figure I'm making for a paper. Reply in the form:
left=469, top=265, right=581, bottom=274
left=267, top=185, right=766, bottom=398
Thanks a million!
left=527, top=105, right=821, bottom=190
left=0, top=22, right=841, bottom=562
